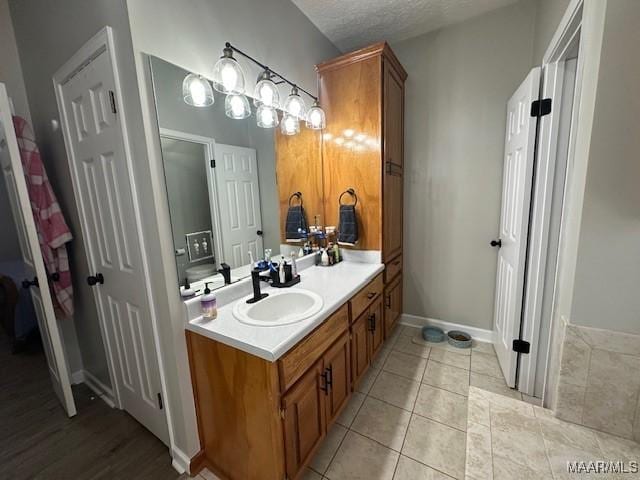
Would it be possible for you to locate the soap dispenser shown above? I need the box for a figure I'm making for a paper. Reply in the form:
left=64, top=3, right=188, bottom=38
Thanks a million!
left=200, top=282, right=217, bottom=320
left=180, top=278, right=196, bottom=298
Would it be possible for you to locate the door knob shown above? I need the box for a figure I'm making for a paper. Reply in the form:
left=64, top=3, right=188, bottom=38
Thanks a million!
left=22, top=277, right=39, bottom=289
left=490, top=239, right=502, bottom=248
left=256, top=230, right=263, bottom=236
left=87, top=273, right=104, bottom=286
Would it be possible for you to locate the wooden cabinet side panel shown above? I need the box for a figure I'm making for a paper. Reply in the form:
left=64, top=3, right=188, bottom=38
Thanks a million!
left=319, top=55, right=382, bottom=251
left=186, top=331, right=284, bottom=480
left=324, top=333, right=351, bottom=424
left=369, top=295, right=385, bottom=358
left=384, top=275, right=403, bottom=338
left=351, top=309, right=370, bottom=388
left=275, top=126, right=324, bottom=243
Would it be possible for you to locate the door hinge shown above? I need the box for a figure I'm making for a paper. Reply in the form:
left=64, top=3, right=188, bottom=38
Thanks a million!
left=512, top=339, right=531, bottom=354
left=530, top=98, right=551, bottom=117
left=210, top=158, right=216, bottom=168
left=279, top=407, right=285, bottom=419
left=109, top=90, right=117, bottom=114
left=157, top=392, right=163, bottom=410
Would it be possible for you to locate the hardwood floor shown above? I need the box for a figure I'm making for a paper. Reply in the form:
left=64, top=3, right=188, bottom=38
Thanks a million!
left=0, top=332, right=184, bottom=480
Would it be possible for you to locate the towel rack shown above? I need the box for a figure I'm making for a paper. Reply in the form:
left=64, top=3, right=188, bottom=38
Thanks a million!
left=288, top=191, right=303, bottom=207
left=339, top=188, right=357, bottom=207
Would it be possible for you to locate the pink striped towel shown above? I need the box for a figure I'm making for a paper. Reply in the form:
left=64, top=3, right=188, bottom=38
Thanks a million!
left=13, top=116, right=74, bottom=317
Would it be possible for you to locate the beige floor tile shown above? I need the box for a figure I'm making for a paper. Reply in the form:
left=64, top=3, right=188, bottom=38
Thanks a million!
left=492, top=454, right=550, bottom=480
left=369, top=370, right=420, bottom=411
left=310, top=423, right=348, bottom=474
left=414, top=384, right=468, bottom=431
left=422, top=360, right=470, bottom=397
left=198, top=469, right=221, bottom=480
left=393, top=335, right=431, bottom=359
left=543, top=439, right=604, bottom=480
left=522, top=394, right=542, bottom=406
left=465, top=422, right=492, bottom=480
left=371, top=345, right=393, bottom=370
left=402, top=414, right=466, bottom=479
left=325, top=431, right=399, bottom=480
left=470, top=351, right=503, bottom=379
left=336, top=391, right=366, bottom=428
left=351, top=397, right=411, bottom=451
left=467, top=393, right=491, bottom=427
left=471, top=340, right=496, bottom=356
left=412, top=336, right=472, bottom=356
left=355, top=366, right=380, bottom=394
left=470, top=372, right=521, bottom=400
left=532, top=405, right=555, bottom=420
left=400, top=325, right=421, bottom=337
left=383, top=351, right=428, bottom=381
left=393, top=455, right=453, bottom=480
left=429, top=348, right=471, bottom=370
left=537, top=416, right=600, bottom=453
left=301, top=468, right=323, bottom=480
left=595, top=430, right=640, bottom=463
left=470, top=386, right=533, bottom=416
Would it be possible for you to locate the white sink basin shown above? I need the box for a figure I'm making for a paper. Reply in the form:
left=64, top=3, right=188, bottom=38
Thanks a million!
left=233, top=289, right=324, bottom=326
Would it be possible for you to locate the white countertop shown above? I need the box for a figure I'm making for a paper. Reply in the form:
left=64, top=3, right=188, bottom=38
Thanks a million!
left=186, top=261, right=384, bottom=361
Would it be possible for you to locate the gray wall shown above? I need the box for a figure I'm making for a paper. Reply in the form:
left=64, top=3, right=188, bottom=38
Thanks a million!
left=393, top=0, right=537, bottom=331
left=126, top=0, right=339, bottom=458
left=570, top=0, right=640, bottom=335
left=532, top=0, right=571, bottom=64
left=8, top=0, right=146, bottom=388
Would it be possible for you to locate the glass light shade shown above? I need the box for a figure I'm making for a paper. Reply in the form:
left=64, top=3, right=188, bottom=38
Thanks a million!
left=284, top=87, right=307, bottom=118
left=225, top=94, right=251, bottom=119
left=305, top=103, right=326, bottom=129
left=280, top=114, right=300, bottom=136
left=253, top=71, right=280, bottom=107
left=182, top=74, right=214, bottom=107
left=256, top=105, right=279, bottom=128
left=212, top=48, right=245, bottom=94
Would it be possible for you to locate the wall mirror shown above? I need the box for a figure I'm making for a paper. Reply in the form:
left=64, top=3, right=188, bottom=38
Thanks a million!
left=148, top=55, right=324, bottom=295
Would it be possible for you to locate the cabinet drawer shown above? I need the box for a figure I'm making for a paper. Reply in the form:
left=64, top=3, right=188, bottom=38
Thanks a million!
left=384, top=255, right=402, bottom=284
left=279, top=304, right=349, bottom=392
left=350, top=274, right=384, bottom=322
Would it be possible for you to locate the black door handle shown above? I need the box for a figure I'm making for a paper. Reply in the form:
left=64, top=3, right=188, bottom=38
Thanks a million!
left=490, top=239, right=502, bottom=248
left=320, top=369, right=329, bottom=394
left=87, top=273, right=104, bottom=286
left=257, top=230, right=263, bottom=236
left=22, top=277, right=39, bottom=289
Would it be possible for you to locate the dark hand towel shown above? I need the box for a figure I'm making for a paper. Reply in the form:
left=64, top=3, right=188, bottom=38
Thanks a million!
left=338, top=205, right=358, bottom=245
left=285, top=205, right=308, bottom=242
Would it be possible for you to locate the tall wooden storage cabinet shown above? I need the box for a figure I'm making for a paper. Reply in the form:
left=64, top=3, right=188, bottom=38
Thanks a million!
left=317, top=42, right=406, bottom=335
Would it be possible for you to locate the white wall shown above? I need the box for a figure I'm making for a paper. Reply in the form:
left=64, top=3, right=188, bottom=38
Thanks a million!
left=570, top=0, right=640, bottom=335
left=125, top=0, right=339, bottom=462
left=393, top=0, right=537, bottom=331
left=532, top=0, right=571, bottom=64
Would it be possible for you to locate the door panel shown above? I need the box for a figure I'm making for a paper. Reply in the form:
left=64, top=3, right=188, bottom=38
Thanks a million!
left=351, top=310, right=370, bottom=388
left=324, top=333, right=351, bottom=425
left=369, top=296, right=384, bottom=359
left=0, top=83, right=76, bottom=416
left=383, top=61, right=404, bottom=262
left=493, top=68, right=541, bottom=387
left=282, top=360, right=326, bottom=480
left=57, top=49, right=167, bottom=441
left=384, top=276, right=403, bottom=337
left=213, top=144, right=263, bottom=268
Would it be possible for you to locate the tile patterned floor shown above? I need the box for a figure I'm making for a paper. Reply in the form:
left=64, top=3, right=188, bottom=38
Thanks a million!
left=198, top=324, right=640, bottom=480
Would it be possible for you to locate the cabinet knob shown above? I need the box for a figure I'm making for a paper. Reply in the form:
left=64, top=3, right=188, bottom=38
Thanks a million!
left=366, top=292, right=376, bottom=299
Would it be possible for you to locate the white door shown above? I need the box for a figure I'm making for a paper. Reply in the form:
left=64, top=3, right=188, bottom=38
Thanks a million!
left=0, top=83, right=77, bottom=416
left=54, top=44, right=168, bottom=442
left=493, top=68, right=541, bottom=387
left=213, top=144, right=263, bottom=268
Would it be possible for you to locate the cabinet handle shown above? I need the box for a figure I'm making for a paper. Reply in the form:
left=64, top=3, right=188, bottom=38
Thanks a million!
left=368, top=313, right=376, bottom=332
left=326, top=366, right=333, bottom=391
left=385, top=295, right=391, bottom=309
left=320, top=370, right=329, bottom=394
left=366, top=292, right=376, bottom=300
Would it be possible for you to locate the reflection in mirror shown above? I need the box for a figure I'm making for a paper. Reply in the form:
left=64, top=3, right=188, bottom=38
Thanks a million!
left=150, top=56, right=284, bottom=295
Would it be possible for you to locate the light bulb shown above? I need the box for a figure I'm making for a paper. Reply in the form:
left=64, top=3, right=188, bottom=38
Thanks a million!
left=212, top=46, right=245, bottom=94
left=305, top=102, right=326, bottom=130
left=224, top=94, right=251, bottom=119
left=221, top=64, right=239, bottom=92
left=254, top=70, right=280, bottom=108
left=281, top=114, right=300, bottom=135
left=284, top=87, right=307, bottom=118
left=257, top=105, right=279, bottom=128
left=182, top=73, right=214, bottom=107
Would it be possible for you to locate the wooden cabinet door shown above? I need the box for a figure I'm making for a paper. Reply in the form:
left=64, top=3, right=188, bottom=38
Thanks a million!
left=383, top=61, right=405, bottom=262
left=323, top=333, right=351, bottom=425
left=384, top=275, right=403, bottom=337
left=282, top=360, right=326, bottom=479
left=351, top=310, right=370, bottom=389
left=369, top=296, right=384, bottom=359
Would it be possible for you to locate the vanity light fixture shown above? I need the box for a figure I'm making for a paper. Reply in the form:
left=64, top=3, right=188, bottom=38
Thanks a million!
left=254, top=69, right=280, bottom=108
left=281, top=114, right=300, bottom=135
left=257, top=104, right=279, bottom=128
left=305, top=100, right=326, bottom=130
left=212, top=45, right=245, bottom=94
left=283, top=86, right=307, bottom=118
left=182, top=74, right=214, bottom=107
left=225, top=94, right=251, bottom=119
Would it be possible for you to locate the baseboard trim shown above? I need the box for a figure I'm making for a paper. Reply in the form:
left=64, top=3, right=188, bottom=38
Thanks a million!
left=170, top=446, right=191, bottom=474
left=400, top=313, right=494, bottom=343
left=82, top=369, right=116, bottom=408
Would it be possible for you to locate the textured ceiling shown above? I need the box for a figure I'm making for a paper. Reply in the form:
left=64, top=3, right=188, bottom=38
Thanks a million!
left=291, top=0, right=520, bottom=52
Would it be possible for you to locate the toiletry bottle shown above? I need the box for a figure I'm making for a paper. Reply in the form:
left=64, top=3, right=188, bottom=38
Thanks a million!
left=290, top=252, right=298, bottom=277
left=298, top=246, right=304, bottom=258
left=180, top=278, right=195, bottom=298
left=200, top=282, right=217, bottom=320
left=333, top=243, right=340, bottom=263
left=321, top=248, right=329, bottom=266
left=279, top=261, right=286, bottom=284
